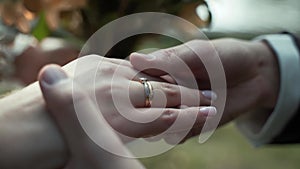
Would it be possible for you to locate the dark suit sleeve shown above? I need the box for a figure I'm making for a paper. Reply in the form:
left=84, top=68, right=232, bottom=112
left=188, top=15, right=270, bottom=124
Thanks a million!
left=271, top=34, right=300, bottom=144
left=271, top=107, right=300, bottom=144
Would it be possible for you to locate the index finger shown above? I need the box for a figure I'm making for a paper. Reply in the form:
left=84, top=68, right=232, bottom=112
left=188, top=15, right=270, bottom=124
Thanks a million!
left=129, top=40, right=210, bottom=77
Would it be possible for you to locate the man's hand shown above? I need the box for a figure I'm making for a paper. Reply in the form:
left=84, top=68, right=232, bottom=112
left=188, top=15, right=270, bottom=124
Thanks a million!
left=130, top=39, right=280, bottom=132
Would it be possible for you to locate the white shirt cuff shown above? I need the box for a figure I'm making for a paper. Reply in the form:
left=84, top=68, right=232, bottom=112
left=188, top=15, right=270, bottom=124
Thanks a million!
left=236, top=34, right=300, bottom=146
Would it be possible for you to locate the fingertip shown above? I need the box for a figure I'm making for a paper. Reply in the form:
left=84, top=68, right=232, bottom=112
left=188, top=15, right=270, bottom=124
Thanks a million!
left=129, top=52, right=140, bottom=59
left=38, top=64, right=67, bottom=86
left=129, top=52, right=139, bottom=61
left=201, top=90, right=217, bottom=101
left=38, top=64, right=59, bottom=80
left=38, top=64, right=69, bottom=102
left=130, top=54, right=168, bottom=78
left=199, top=106, right=217, bottom=116
left=129, top=52, right=145, bottom=59
left=129, top=52, right=144, bottom=68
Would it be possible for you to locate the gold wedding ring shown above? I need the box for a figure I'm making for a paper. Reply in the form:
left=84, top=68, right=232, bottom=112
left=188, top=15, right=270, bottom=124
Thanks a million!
left=139, top=77, right=153, bottom=107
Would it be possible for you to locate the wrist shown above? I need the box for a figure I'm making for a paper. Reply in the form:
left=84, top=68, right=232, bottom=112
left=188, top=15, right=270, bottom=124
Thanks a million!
left=251, top=41, right=280, bottom=109
left=0, top=83, right=67, bottom=168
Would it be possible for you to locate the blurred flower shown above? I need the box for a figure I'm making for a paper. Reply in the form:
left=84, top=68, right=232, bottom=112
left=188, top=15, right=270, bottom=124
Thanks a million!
left=0, top=0, right=35, bottom=33
left=0, top=0, right=87, bottom=33
left=39, top=0, right=87, bottom=30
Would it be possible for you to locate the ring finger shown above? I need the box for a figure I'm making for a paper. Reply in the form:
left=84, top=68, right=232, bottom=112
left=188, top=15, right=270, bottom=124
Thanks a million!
left=129, top=79, right=214, bottom=108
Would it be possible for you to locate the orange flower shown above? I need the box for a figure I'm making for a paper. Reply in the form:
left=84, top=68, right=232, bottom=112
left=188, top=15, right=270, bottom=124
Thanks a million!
left=0, top=0, right=87, bottom=33
left=0, top=0, right=35, bottom=33
left=39, top=0, right=87, bottom=30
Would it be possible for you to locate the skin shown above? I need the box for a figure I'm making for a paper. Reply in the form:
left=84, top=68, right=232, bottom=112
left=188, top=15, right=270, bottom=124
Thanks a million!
left=0, top=55, right=213, bottom=169
left=130, top=38, right=280, bottom=137
left=39, top=65, right=144, bottom=169
left=14, top=45, right=78, bottom=85
left=0, top=38, right=279, bottom=168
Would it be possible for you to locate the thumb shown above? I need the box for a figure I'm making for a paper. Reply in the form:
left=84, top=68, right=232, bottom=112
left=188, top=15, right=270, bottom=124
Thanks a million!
left=38, top=65, right=128, bottom=156
left=38, top=64, right=88, bottom=141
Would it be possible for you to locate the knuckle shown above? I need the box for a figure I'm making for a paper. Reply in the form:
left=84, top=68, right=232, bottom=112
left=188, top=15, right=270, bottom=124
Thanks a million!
left=96, top=82, right=124, bottom=101
left=99, top=82, right=112, bottom=91
left=97, top=83, right=113, bottom=97
left=163, top=109, right=174, bottom=116
left=100, top=65, right=117, bottom=74
left=161, top=83, right=180, bottom=98
left=161, top=48, right=178, bottom=61
left=162, top=109, right=177, bottom=125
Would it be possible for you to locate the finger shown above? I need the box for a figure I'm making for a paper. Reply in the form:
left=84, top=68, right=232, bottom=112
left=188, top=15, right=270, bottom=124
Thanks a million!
left=38, top=65, right=124, bottom=151
left=129, top=40, right=209, bottom=77
left=160, top=75, right=176, bottom=84
left=162, top=105, right=217, bottom=145
left=98, top=61, right=164, bottom=82
left=113, top=106, right=217, bottom=138
left=150, top=82, right=216, bottom=107
left=129, top=80, right=216, bottom=108
left=160, top=74, right=212, bottom=90
left=129, top=44, right=194, bottom=76
left=39, top=65, right=93, bottom=144
left=38, top=66, right=84, bottom=152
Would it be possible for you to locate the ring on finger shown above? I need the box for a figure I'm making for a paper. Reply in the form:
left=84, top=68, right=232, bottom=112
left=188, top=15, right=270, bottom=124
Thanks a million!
left=139, top=77, right=154, bottom=107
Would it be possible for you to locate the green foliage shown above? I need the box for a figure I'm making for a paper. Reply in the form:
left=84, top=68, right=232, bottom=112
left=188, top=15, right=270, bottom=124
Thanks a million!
left=31, top=12, right=51, bottom=41
left=141, top=124, right=300, bottom=169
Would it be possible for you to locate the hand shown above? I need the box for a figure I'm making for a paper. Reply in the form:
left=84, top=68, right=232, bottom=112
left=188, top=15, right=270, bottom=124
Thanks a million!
left=130, top=39, right=280, bottom=133
left=62, top=55, right=216, bottom=140
left=39, top=65, right=144, bottom=169
left=0, top=55, right=215, bottom=168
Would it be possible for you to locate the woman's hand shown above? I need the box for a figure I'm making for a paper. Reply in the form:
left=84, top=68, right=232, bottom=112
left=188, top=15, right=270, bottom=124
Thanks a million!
left=130, top=39, right=280, bottom=133
left=39, top=65, right=145, bottom=169
left=63, top=55, right=216, bottom=140
left=0, top=55, right=215, bottom=168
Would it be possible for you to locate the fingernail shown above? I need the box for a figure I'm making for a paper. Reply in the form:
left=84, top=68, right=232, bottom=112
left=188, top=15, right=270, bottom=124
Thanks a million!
left=202, top=90, right=217, bottom=101
left=134, top=52, right=155, bottom=60
left=41, top=65, right=67, bottom=85
left=199, top=107, right=217, bottom=116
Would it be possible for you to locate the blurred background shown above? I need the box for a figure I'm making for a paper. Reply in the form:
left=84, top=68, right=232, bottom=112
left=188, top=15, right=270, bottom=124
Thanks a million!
left=0, top=0, right=299, bottom=168
left=1, top=0, right=300, bottom=86
left=142, top=124, right=300, bottom=169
